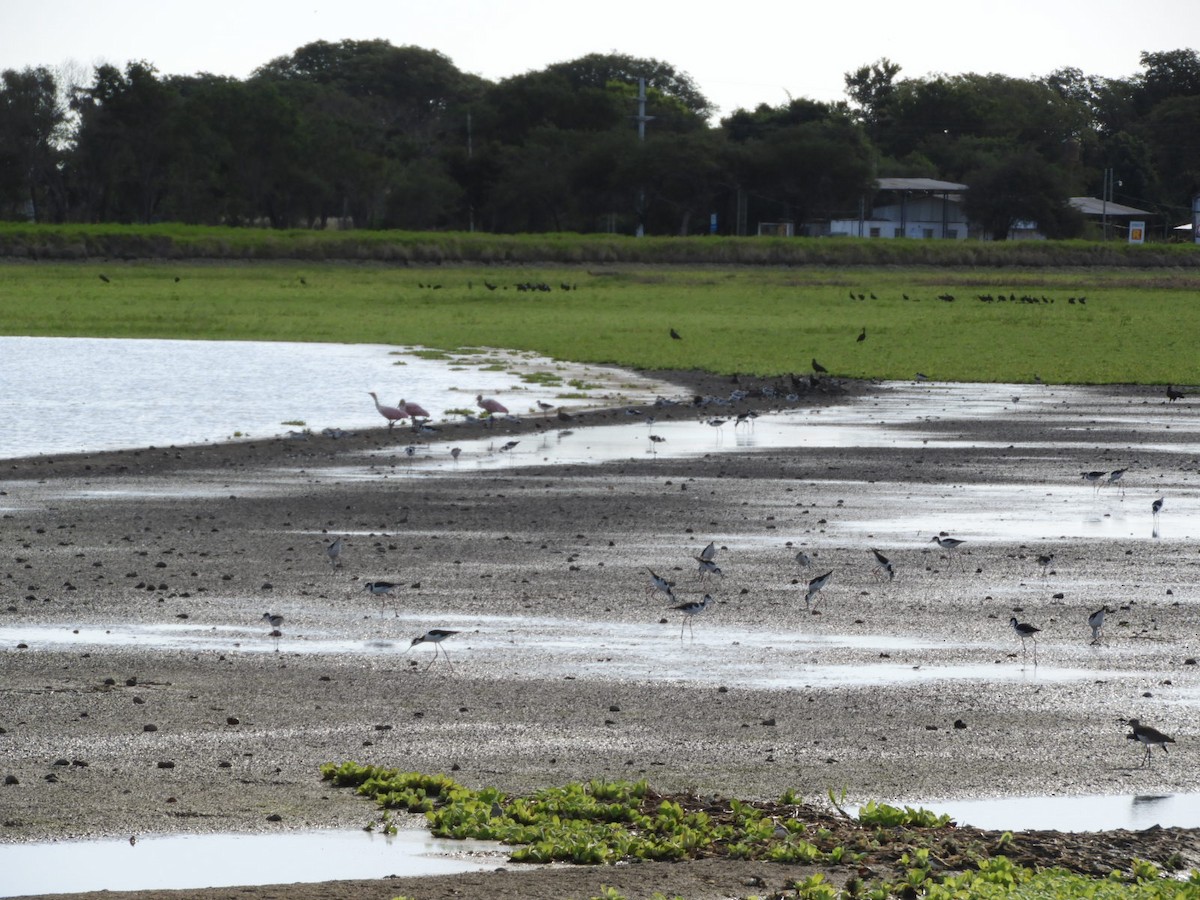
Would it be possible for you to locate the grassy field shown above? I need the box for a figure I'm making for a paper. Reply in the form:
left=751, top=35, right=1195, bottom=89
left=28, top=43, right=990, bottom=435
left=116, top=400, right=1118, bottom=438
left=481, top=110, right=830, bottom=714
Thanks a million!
left=2, top=259, right=1199, bottom=384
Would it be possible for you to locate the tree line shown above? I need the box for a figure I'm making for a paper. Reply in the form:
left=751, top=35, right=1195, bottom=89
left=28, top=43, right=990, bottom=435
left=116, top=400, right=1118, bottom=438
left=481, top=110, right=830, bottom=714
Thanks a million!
left=1, top=40, right=1197, bottom=238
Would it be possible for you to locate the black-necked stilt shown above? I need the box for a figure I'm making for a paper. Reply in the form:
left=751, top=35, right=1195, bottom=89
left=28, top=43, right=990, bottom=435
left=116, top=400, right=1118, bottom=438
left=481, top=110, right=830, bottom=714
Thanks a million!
left=536, top=401, right=554, bottom=417
left=794, top=550, right=812, bottom=569
left=325, top=537, right=344, bottom=568
left=1106, top=468, right=1127, bottom=495
left=1082, top=471, right=1106, bottom=493
left=262, top=613, right=283, bottom=650
left=930, top=535, right=965, bottom=568
left=695, top=559, right=723, bottom=581
left=409, top=629, right=460, bottom=671
left=1010, top=616, right=1040, bottom=662
left=1036, top=553, right=1054, bottom=576
left=364, top=581, right=398, bottom=613
left=1125, top=718, right=1175, bottom=766
left=1088, top=606, right=1107, bottom=644
left=671, top=594, right=711, bottom=640
left=698, top=541, right=717, bottom=562
left=870, top=548, right=894, bottom=581
left=450, top=447, right=462, bottom=461
left=805, top=570, right=832, bottom=608
left=646, top=568, right=675, bottom=601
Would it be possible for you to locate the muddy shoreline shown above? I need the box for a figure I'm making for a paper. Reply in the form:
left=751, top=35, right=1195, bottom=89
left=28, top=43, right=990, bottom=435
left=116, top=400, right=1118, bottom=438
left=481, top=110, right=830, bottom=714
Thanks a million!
left=3, top=370, right=1199, bottom=899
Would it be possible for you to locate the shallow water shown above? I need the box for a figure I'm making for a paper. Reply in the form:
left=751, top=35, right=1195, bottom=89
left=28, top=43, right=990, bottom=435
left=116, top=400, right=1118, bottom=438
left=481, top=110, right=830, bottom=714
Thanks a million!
left=0, top=829, right=504, bottom=897
left=0, top=337, right=678, bottom=459
left=923, top=792, right=1200, bottom=832
left=0, top=616, right=1140, bottom=691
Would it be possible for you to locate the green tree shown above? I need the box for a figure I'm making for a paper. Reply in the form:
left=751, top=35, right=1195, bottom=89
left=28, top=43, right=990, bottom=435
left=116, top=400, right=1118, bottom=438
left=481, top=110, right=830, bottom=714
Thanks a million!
left=964, top=151, right=1082, bottom=240
left=0, top=66, right=67, bottom=221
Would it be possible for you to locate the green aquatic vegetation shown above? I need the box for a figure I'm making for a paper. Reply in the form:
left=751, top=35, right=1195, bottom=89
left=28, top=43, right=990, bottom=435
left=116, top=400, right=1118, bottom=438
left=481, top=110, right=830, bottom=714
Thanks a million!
left=320, top=765, right=1200, bottom=896
left=857, top=799, right=953, bottom=829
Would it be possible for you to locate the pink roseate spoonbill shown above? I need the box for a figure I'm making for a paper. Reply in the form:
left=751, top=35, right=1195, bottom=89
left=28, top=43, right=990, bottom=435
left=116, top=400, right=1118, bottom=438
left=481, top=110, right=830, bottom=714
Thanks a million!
left=476, top=394, right=508, bottom=428
left=399, top=399, right=430, bottom=419
left=368, top=392, right=407, bottom=429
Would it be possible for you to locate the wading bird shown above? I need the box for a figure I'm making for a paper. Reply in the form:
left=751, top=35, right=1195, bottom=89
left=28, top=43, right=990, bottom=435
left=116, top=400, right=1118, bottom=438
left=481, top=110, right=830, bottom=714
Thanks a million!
left=476, top=394, right=508, bottom=418
left=1152, top=497, right=1164, bottom=536
left=646, top=568, right=676, bottom=601
left=325, top=536, right=344, bottom=568
left=870, top=548, right=894, bottom=581
left=408, top=629, right=460, bottom=671
left=1010, top=616, right=1041, bottom=662
left=930, top=535, right=965, bottom=568
left=399, top=399, right=430, bottom=421
left=805, top=570, right=832, bottom=608
left=1124, top=718, right=1175, bottom=766
left=1088, top=606, right=1108, bottom=644
left=363, top=581, right=398, bottom=613
left=671, top=594, right=711, bottom=640
left=368, top=392, right=407, bottom=428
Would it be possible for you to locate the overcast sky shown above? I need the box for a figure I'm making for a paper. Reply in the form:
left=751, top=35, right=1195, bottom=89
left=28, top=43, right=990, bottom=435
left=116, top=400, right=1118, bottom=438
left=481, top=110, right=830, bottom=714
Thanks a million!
left=2, top=0, right=1197, bottom=118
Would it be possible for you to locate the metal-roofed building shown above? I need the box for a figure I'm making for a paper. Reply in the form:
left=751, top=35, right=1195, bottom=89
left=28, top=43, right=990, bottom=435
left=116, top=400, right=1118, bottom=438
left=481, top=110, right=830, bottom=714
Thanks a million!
left=830, top=178, right=969, bottom=240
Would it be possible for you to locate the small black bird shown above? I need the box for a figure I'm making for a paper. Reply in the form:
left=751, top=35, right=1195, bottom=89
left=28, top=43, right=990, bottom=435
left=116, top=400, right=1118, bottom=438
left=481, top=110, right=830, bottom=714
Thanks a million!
left=670, top=328, right=682, bottom=340
left=812, top=358, right=828, bottom=374
left=98, top=274, right=110, bottom=283
left=857, top=327, right=866, bottom=342
left=1167, top=385, right=1185, bottom=402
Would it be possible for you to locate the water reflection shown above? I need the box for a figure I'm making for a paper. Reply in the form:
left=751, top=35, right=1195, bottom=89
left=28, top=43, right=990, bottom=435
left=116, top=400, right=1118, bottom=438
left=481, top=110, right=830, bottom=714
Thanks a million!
left=922, top=792, right=1200, bottom=832
left=0, top=829, right=505, bottom=897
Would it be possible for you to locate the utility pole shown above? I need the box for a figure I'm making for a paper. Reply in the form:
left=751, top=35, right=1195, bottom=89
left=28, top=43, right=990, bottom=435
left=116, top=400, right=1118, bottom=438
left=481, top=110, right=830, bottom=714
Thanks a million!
left=632, top=77, right=655, bottom=237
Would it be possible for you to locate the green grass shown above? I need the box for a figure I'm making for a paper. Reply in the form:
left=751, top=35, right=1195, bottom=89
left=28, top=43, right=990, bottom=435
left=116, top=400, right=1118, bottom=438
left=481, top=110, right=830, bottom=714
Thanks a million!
left=2, top=260, right=1199, bottom=384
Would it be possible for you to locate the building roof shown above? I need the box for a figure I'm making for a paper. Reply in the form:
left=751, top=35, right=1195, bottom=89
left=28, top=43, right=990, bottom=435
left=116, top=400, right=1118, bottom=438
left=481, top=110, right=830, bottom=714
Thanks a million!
left=876, top=177, right=969, bottom=192
left=1069, top=196, right=1152, bottom=217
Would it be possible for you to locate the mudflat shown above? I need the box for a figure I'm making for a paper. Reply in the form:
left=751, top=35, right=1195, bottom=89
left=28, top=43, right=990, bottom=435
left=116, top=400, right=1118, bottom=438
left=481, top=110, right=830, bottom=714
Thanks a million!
left=3, top=371, right=1199, bottom=900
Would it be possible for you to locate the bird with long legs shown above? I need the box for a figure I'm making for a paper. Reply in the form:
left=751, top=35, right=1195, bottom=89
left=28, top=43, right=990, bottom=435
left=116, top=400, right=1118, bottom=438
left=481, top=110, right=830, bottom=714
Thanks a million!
left=1088, top=606, right=1108, bottom=644
left=646, top=568, right=676, bottom=602
left=870, top=548, right=894, bottom=581
left=671, top=594, right=711, bottom=640
left=805, top=570, right=832, bottom=608
left=1036, top=552, right=1054, bottom=577
left=325, top=536, right=344, bottom=569
left=1081, top=470, right=1106, bottom=494
left=1010, top=616, right=1041, bottom=663
left=261, top=613, right=283, bottom=650
left=398, top=399, right=430, bottom=429
left=408, top=629, right=460, bottom=671
left=363, top=581, right=398, bottom=614
left=476, top=394, right=508, bottom=427
left=1152, top=497, right=1164, bottom=537
left=1106, top=468, right=1128, bottom=496
left=368, top=392, right=407, bottom=429
left=930, top=534, right=965, bottom=570
left=1124, top=718, right=1175, bottom=766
